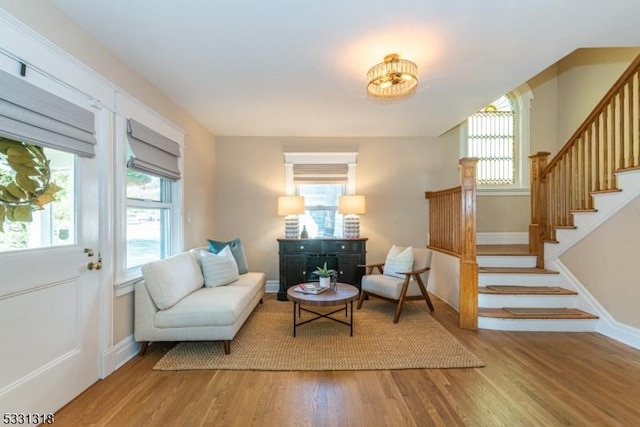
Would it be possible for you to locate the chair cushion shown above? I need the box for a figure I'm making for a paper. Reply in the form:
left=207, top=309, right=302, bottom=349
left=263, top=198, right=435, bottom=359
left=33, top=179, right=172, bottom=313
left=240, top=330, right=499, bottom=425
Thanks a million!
left=361, top=274, right=424, bottom=300
left=207, top=238, right=249, bottom=274
left=141, top=252, right=204, bottom=310
left=198, top=246, right=239, bottom=288
left=384, top=245, right=414, bottom=278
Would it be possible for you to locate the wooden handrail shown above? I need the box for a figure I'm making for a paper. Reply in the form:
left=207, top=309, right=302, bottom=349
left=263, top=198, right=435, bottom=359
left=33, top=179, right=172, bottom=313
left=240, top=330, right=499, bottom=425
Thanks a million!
left=425, top=157, right=478, bottom=329
left=542, top=54, right=640, bottom=176
left=530, top=54, right=640, bottom=267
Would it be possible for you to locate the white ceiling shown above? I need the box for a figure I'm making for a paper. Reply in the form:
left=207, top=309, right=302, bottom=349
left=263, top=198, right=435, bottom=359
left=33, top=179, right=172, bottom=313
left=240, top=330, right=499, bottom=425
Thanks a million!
left=50, top=0, right=640, bottom=137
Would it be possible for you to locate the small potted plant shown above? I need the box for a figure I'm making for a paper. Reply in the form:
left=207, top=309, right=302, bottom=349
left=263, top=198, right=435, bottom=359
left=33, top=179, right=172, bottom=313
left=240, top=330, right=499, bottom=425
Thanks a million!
left=313, top=262, right=335, bottom=288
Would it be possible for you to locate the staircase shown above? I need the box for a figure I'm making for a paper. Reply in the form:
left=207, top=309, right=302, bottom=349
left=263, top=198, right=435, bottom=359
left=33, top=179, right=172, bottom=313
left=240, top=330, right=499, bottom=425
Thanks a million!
left=478, top=168, right=640, bottom=332
left=476, top=244, right=598, bottom=331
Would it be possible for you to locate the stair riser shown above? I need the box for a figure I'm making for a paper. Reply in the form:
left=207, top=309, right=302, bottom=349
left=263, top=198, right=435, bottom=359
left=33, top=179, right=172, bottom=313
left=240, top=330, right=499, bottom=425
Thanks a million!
left=477, top=255, right=537, bottom=268
left=479, top=274, right=559, bottom=286
left=479, top=294, right=577, bottom=308
left=478, top=317, right=598, bottom=332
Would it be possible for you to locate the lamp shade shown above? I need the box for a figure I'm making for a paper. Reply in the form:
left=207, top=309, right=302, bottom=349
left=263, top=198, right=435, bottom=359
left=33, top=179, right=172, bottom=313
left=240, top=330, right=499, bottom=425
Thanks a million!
left=338, top=195, right=366, bottom=215
left=278, top=196, right=305, bottom=216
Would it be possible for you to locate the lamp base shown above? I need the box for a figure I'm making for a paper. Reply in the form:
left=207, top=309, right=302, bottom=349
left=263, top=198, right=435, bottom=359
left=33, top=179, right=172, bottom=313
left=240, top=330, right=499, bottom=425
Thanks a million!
left=343, top=215, right=360, bottom=238
left=284, top=216, right=300, bottom=239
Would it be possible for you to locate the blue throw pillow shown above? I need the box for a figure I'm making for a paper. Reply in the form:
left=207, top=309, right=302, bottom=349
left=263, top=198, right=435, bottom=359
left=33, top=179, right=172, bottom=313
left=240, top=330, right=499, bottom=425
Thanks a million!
left=207, top=238, right=249, bottom=274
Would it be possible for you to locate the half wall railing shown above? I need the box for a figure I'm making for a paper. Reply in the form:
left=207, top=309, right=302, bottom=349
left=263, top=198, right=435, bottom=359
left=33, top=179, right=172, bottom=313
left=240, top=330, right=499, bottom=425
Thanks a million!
left=425, top=158, right=478, bottom=329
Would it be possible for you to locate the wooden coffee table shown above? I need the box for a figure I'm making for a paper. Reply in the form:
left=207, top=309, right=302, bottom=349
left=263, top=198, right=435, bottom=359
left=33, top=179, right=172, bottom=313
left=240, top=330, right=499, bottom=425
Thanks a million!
left=286, top=283, right=359, bottom=337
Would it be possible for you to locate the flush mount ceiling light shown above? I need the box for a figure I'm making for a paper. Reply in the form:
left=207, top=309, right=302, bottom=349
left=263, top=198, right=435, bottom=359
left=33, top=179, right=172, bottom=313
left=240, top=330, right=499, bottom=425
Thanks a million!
left=366, top=53, right=418, bottom=99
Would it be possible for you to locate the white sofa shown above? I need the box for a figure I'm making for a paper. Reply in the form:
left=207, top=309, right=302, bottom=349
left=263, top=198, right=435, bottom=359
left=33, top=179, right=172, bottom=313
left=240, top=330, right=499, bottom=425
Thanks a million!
left=134, top=248, right=266, bottom=355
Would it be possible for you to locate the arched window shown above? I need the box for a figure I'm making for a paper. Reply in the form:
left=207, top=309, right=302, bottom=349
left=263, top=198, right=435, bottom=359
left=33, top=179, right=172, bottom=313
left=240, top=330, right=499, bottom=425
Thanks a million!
left=462, top=87, right=532, bottom=192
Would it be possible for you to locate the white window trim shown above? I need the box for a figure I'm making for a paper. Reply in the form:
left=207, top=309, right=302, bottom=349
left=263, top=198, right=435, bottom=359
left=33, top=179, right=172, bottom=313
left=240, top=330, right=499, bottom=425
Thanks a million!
left=113, top=94, right=184, bottom=294
left=460, top=85, right=533, bottom=196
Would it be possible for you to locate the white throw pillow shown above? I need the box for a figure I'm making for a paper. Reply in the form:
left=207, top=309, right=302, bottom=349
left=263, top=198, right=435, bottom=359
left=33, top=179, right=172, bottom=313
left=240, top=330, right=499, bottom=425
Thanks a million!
left=384, top=245, right=414, bottom=279
left=199, top=246, right=240, bottom=287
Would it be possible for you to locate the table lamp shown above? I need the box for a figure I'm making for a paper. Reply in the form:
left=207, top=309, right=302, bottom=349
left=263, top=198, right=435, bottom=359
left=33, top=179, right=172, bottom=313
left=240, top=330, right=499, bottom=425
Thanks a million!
left=278, top=196, right=305, bottom=239
left=338, top=195, right=366, bottom=238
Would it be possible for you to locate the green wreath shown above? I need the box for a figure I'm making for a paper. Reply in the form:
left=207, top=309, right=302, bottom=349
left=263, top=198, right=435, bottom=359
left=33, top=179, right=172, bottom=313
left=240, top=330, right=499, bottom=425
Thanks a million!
left=0, top=136, right=61, bottom=232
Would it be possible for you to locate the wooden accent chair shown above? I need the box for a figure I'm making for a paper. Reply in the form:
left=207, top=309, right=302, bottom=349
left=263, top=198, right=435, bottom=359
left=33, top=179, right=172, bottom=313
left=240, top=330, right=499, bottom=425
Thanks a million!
left=357, top=246, right=434, bottom=323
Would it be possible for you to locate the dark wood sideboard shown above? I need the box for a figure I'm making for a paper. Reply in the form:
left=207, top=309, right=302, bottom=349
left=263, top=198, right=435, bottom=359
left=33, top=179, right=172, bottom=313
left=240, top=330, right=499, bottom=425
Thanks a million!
left=277, top=238, right=367, bottom=301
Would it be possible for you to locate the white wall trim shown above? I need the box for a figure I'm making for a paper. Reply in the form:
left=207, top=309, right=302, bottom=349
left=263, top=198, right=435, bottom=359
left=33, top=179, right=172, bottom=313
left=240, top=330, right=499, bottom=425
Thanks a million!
left=476, top=232, right=528, bottom=245
left=265, top=279, right=279, bottom=294
left=552, top=259, right=640, bottom=350
left=101, top=335, right=140, bottom=378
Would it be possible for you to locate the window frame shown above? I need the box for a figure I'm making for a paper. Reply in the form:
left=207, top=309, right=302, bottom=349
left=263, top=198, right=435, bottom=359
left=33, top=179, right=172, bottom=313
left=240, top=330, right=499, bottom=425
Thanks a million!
left=113, top=110, right=183, bottom=292
left=460, top=85, right=533, bottom=196
left=283, top=152, right=357, bottom=238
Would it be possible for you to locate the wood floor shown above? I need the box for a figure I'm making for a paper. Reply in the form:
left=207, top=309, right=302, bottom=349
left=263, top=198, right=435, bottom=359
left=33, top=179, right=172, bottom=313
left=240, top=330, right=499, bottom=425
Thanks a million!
left=55, top=294, right=640, bottom=426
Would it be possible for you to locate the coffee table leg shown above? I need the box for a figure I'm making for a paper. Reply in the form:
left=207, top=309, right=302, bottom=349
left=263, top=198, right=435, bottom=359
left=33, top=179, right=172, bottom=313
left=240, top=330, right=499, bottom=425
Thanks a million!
left=293, top=302, right=297, bottom=337
left=350, top=301, right=353, bottom=336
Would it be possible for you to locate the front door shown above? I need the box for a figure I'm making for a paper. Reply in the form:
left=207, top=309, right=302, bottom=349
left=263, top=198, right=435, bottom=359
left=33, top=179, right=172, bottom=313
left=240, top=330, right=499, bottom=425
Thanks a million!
left=0, top=147, right=101, bottom=414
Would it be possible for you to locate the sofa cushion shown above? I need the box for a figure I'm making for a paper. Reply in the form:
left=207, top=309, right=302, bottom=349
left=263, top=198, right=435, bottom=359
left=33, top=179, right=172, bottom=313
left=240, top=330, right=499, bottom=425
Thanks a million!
left=384, top=245, right=414, bottom=279
left=155, top=274, right=265, bottom=328
left=199, top=246, right=239, bottom=287
left=141, top=252, right=204, bottom=310
left=207, top=238, right=249, bottom=274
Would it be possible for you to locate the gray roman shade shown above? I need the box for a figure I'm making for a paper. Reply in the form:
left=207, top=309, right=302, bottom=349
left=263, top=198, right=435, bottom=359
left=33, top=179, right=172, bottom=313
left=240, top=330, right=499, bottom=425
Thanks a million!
left=293, top=163, right=348, bottom=183
left=127, top=119, right=181, bottom=181
left=0, top=69, right=96, bottom=157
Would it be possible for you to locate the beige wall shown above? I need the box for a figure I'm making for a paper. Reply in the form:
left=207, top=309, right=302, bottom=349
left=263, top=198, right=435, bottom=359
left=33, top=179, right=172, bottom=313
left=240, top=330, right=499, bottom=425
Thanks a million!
left=556, top=48, right=640, bottom=146
left=561, top=196, right=640, bottom=328
left=214, top=133, right=460, bottom=280
left=0, top=1, right=216, bottom=343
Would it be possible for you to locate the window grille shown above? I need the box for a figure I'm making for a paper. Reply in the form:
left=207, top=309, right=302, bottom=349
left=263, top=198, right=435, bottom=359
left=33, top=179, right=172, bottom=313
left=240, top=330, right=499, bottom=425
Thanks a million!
left=467, top=97, right=515, bottom=185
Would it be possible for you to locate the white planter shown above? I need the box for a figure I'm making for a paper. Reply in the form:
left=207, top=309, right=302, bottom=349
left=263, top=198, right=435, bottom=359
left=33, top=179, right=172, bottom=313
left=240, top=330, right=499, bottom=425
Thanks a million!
left=319, top=276, right=330, bottom=288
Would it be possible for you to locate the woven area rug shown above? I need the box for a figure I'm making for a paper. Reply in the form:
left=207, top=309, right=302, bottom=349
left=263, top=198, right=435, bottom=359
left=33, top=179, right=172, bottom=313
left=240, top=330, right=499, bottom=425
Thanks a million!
left=153, top=299, right=484, bottom=371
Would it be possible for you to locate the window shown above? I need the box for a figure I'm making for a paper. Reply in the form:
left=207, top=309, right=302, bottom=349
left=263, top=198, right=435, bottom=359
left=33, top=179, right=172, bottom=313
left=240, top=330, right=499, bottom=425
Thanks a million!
left=114, top=109, right=183, bottom=285
left=125, top=170, right=171, bottom=269
left=0, top=68, right=96, bottom=252
left=284, top=152, right=357, bottom=238
left=461, top=87, right=532, bottom=192
left=1, top=146, right=75, bottom=251
left=298, top=184, right=344, bottom=237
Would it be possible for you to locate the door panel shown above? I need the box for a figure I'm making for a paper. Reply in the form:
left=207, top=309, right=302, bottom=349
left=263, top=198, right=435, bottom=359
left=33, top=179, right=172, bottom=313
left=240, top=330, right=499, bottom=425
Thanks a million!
left=0, top=154, right=100, bottom=414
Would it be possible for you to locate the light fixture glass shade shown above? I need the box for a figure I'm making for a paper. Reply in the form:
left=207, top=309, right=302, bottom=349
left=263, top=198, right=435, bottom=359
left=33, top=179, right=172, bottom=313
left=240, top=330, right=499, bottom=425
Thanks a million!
left=278, top=196, right=305, bottom=239
left=338, top=195, right=366, bottom=215
left=367, top=54, right=418, bottom=99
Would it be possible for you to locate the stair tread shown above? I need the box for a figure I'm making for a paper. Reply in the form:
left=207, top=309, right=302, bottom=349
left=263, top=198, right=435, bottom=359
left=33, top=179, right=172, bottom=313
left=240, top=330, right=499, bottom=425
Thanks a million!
left=476, top=244, right=533, bottom=256
left=479, top=267, right=559, bottom=274
left=479, top=307, right=598, bottom=320
left=479, top=286, right=577, bottom=295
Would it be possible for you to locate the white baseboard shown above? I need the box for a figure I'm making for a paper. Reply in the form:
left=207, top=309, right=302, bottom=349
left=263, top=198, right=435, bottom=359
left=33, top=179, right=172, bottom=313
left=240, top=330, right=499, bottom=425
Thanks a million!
left=100, top=335, right=140, bottom=378
left=476, top=232, right=528, bottom=245
left=265, top=279, right=279, bottom=294
left=553, top=260, right=640, bottom=350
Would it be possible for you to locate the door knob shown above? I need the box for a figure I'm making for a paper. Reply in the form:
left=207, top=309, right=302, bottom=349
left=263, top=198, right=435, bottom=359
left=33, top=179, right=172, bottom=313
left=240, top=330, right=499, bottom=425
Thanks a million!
left=88, top=252, right=102, bottom=270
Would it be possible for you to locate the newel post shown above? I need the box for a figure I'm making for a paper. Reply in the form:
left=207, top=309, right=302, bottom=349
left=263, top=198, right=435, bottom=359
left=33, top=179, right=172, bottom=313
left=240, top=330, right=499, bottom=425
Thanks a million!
left=529, top=152, right=550, bottom=269
left=459, top=157, right=478, bottom=330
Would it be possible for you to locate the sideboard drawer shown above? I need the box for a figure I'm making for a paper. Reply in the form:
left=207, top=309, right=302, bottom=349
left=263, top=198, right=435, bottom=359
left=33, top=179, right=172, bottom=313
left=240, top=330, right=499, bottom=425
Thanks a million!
left=279, top=239, right=322, bottom=253
left=323, top=240, right=364, bottom=253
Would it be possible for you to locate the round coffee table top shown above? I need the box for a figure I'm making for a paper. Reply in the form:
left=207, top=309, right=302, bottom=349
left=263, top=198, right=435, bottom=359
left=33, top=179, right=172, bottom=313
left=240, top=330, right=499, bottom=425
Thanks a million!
left=287, top=282, right=359, bottom=307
